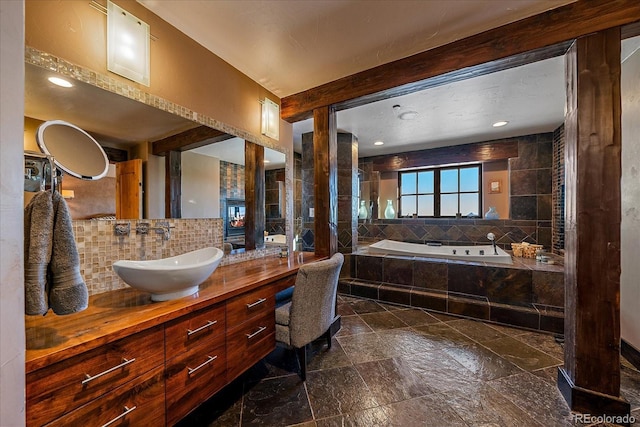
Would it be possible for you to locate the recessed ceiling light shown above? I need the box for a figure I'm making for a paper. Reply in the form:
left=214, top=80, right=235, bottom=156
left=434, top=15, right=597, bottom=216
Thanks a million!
left=263, top=159, right=271, bottom=163
left=392, top=104, right=418, bottom=120
left=48, top=76, right=73, bottom=88
left=492, top=120, right=509, bottom=127
left=374, top=141, right=384, bottom=146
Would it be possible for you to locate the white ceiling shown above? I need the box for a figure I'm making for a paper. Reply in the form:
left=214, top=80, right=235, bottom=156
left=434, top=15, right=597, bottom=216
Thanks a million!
left=138, top=0, right=575, bottom=98
left=298, top=56, right=567, bottom=157
left=137, top=0, right=577, bottom=156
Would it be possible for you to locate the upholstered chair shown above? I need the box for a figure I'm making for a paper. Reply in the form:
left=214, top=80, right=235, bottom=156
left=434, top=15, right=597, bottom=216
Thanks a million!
left=275, top=252, right=344, bottom=380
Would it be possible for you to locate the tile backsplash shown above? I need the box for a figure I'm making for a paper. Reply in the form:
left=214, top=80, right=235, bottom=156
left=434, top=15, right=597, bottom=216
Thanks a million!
left=73, top=218, right=280, bottom=295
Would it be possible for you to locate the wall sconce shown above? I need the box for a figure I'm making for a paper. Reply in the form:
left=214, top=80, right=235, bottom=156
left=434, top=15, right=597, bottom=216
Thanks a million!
left=107, top=1, right=150, bottom=86
left=261, top=98, right=279, bottom=140
left=61, top=190, right=75, bottom=199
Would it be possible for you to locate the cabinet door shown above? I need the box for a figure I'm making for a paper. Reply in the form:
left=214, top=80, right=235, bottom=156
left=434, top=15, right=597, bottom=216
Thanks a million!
left=226, top=310, right=275, bottom=382
left=165, top=303, right=226, bottom=359
left=165, top=339, right=227, bottom=426
left=226, top=285, right=274, bottom=326
left=44, top=366, right=165, bottom=427
left=27, top=327, right=164, bottom=426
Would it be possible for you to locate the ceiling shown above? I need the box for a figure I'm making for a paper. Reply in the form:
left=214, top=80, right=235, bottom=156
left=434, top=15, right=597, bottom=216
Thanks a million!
left=26, top=3, right=639, bottom=164
left=137, top=0, right=579, bottom=156
left=138, top=0, right=575, bottom=98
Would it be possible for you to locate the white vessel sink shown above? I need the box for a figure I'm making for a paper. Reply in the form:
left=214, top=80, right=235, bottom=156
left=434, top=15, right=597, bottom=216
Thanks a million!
left=113, top=247, right=224, bottom=301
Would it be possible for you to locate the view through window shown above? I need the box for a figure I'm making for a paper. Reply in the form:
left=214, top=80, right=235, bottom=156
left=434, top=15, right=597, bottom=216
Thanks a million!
left=399, top=165, right=481, bottom=218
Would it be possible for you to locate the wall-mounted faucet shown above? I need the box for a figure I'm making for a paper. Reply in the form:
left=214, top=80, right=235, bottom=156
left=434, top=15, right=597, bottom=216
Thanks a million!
left=152, top=222, right=175, bottom=240
left=136, top=221, right=175, bottom=240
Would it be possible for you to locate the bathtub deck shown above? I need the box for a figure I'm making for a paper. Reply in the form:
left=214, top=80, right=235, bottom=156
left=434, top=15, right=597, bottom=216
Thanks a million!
left=339, top=248, right=564, bottom=334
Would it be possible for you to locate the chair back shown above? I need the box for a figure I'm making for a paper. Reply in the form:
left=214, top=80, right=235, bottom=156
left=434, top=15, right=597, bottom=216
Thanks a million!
left=289, top=252, right=344, bottom=348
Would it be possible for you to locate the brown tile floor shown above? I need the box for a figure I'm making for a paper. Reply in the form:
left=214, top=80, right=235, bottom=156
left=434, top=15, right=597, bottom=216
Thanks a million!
left=177, top=295, right=640, bottom=427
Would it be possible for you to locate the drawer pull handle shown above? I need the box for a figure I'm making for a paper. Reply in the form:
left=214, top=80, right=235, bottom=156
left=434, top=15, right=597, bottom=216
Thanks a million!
left=187, top=320, right=218, bottom=337
left=246, top=326, right=267, bottom=340
left=101, top=405, right=137, bottom=427
left=188, top=355, right=217, bottom=376
left=82, top=358, right=136, bottom=385
left=246, top=298, right=267, bottom=309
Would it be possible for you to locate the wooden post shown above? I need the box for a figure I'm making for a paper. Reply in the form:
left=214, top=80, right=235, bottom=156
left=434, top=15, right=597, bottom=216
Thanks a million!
left=558, top=27, right=630, bottom=418
left=245, top=141, right=265, bottom=251
left=165, top=150, right=181, bottom=218
left=313, top=106, right=338, bottom=257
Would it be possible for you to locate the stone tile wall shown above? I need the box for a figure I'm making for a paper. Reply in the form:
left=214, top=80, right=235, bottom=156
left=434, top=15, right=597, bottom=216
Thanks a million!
left=508, top=133, right=553, bottom=246
left=72, top=218, right=279, bottom=296
left=358, top=218, right=544, bottom=249
left=301, top=133, right=315, bottom=251
left=552, top=125, right=565, bottom=254
left=341, top=251, right=564, bottom=334
left=337, top=133, right=358, bottom=254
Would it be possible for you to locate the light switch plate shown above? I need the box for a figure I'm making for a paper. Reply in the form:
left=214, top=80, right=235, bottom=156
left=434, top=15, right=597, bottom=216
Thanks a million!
left=309, top=208, right=314, bottom=218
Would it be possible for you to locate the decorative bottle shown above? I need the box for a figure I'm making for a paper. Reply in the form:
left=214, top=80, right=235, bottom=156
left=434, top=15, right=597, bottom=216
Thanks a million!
left=384, top=200, right=395, bottom=219
left=358, top=200, right=368, bottom=219
left=485, top=206, right=499, bottom=219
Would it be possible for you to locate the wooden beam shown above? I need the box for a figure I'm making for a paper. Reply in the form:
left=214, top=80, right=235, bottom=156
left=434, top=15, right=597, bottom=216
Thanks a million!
left=245, top=141, right=265, bottom=251
left=165, top=151, right=181, bottom=218
left=313, top=106, right=338, bottom=257
left=558, top=27, right=630, bottom=417
left=366, top=139, right=519, bottom=172
left=152, top=126, right=233, bottom=156
left=281, top=0, right=640, bottom=122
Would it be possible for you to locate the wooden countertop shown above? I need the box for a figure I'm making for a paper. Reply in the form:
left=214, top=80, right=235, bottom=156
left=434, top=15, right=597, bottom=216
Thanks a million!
left=25, top=253, right=323, bottom=373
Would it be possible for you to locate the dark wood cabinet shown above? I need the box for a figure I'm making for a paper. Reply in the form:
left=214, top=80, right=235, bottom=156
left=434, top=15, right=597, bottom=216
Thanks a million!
left=25, top=255, right=321, bottom=426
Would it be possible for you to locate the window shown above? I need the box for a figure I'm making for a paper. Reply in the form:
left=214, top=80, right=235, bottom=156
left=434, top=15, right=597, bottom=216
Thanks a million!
left=399, top=165, right=481, bottom=218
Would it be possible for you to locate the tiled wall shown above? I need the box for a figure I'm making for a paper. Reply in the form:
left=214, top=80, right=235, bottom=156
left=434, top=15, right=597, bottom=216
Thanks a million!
left=337, top=133, right=358, bottom=253
left=358, top=132, right=560, bottom=249
left=341, top=251, right=564, bottom=333
left=301, top=133, right=315, bottom=250
left=508, top=133, right=553, bottom=246
left=552, top=125, right=565, bottom=254
left=265, top=168, right=285, bottom=235
left=219, top=160, right=245, bottom=201
left=72, top=218, right=279, bottom=296
left=358, top=218, right=543, bottom=248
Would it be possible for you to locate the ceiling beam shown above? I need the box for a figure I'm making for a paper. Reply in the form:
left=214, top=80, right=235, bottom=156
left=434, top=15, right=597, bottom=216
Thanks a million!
left=152, top=126, right=233, bottom=155
left=281, top=0, right=640, bottom=123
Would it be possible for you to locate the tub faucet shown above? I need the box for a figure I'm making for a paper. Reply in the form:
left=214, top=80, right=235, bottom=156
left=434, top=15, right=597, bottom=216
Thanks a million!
left=487, top=232, right=512, bottom=255
left=486, top=232, right=498, bottom=255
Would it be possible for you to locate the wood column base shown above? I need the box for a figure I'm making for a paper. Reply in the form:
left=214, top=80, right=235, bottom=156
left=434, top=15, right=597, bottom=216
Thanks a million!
left=557, top=367, right=631, bottom=426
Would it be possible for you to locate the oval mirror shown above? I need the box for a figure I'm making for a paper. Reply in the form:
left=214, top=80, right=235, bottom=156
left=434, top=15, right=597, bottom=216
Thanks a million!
left=36, top=120, right=109, bottom=180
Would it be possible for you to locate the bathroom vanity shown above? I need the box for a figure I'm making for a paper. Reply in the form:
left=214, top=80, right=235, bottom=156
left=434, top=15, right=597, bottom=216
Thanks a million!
left=25, top=254, right=320, bottom=426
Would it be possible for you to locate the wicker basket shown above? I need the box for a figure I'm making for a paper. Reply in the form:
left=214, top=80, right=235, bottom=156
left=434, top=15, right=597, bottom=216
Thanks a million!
left=511, top=242, right=543, bottom=258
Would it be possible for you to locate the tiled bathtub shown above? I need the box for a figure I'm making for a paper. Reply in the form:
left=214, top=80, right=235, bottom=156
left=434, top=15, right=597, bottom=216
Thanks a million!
left=339, top=248, right=564, bottom=334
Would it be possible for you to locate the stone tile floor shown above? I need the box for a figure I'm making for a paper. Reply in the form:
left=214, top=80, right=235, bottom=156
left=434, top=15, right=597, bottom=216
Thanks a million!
left=177, top=295, right=640, bottom=427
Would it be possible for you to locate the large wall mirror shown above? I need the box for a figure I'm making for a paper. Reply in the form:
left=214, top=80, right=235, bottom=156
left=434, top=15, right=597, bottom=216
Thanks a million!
left=24, top=60, right=288, bottom=249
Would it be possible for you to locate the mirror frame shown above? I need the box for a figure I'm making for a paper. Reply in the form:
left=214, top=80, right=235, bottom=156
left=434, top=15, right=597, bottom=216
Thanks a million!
left=25, top=46, right=293, bottom=251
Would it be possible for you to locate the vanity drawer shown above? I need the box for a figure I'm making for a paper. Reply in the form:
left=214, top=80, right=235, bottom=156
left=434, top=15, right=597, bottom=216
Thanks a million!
left=26, top=326, right=164, bottom=427
left=44, top=365, right=165, bottom=427
left=165, top=303, right=226, bottom=359
left=226, top=310, right=275, bottom=381
left=226, top=284, right=275, bottom=325
left=165, top=340, right=227, bottom=425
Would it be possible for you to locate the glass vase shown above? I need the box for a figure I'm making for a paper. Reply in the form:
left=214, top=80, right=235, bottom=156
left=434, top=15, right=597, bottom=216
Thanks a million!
left=384, top=200, right=395, bottom=219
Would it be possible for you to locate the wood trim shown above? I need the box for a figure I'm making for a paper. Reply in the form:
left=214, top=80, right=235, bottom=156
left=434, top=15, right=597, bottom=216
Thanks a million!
left=165, top=151, right=181, bottom=218
left=313, top=106, right=338, bottom=257
left=562, top=27, right=622, bottom=405
left=152, top=126, right=233, bottom=156
left=245, top=141, right=265, bottom=250
left=281, top=0, right=640, bottom=122
left=366, top=139, right=519, bottom=172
